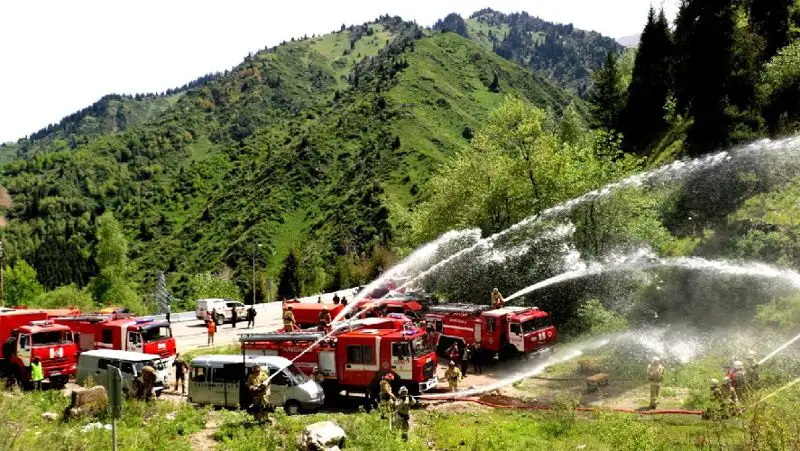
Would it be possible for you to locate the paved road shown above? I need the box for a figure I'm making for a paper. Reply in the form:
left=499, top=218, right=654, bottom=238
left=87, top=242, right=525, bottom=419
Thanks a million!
left=171, top=302, right=285, bottom=352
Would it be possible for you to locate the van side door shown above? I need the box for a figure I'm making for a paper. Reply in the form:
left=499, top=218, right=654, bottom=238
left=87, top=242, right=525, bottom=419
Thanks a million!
left=188, top=366, right=209, bottom=404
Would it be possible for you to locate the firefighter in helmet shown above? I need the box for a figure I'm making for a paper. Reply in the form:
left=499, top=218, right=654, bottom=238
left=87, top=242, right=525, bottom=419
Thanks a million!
left=283, top=306, right=297, bottom=331
left=247, top=364, right=272, bottom=422
left=444, top=360, right=462, bottom=392
left=318, top=306, right=332, bottom=332
left=491, top=288, right=504, bottom=309
left=732, top=360, right=749, bottom=398
left=378, top=373, right=396, bottom=418
left=395, top=386, right=418, bottom=441
left=312, top=366, right=325, bottom=384
left=646, top=356, right=665, bottom=409
left=745, top=350, right=760, bottom=386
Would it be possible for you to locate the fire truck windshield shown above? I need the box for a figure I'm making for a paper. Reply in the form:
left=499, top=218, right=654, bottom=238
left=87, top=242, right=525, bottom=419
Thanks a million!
left=521, top=317, right=552, bottom=334
left=32, top=331, right=73, bottom=346
left=411, top=336, right=432, bottom=356
left=141, top=326, right=172, bottom=343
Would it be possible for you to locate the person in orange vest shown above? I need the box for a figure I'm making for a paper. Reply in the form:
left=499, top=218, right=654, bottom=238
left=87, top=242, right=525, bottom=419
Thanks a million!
left=318, top=306, right=332, bottom=332
left=207, top=320, right=216, bottom=346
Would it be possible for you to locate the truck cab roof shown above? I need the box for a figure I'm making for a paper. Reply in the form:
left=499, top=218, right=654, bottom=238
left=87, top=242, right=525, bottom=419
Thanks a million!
left=80, top=349, right=162, bottom=362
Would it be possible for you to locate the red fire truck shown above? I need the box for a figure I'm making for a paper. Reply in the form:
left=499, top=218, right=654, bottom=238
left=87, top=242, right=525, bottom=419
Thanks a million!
left=424, top=304, right=557, bottom=360
left=53, top=314, right=176, bottom=363
left=281, top=302, right=345, bottom=329
left=0, top=311, right=78, bottom=388
left=240, top=316, right=439, bottom=396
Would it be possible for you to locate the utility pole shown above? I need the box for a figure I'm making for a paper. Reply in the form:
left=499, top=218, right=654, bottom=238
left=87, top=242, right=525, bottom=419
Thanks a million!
left=252, top=243, right=261, bottom=305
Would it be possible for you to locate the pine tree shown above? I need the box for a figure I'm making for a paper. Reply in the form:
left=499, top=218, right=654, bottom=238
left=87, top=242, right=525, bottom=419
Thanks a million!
left=621, top=8, right=673, bottom=153
left=673, top=0, right=737, bottom=155
left=277, top=250, right=301, bottom=300
left=588, top=51, right=625, bottom=131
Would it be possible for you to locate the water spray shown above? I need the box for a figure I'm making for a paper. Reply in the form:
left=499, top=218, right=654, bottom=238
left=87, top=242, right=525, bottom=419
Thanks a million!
left=757, top=376, right=800, bottom=404
left=758, top=333, right=800, bottom=365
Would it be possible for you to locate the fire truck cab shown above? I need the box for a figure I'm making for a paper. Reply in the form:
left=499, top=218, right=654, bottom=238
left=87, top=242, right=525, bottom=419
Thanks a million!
left=425, top=304, right=557, bottom=360
left=54, top=315, right=176, bottom=364
left=241, top=317, right=438, bottom=396
left=0, top=311, right=78, bottom=388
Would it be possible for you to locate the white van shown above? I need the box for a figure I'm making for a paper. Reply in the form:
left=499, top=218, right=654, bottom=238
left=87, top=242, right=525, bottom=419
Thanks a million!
left=195, top=298, right=246, bottom=325
left=76, top=349, right=169, bottom=396
left=188, top=355, right=324, bottom=415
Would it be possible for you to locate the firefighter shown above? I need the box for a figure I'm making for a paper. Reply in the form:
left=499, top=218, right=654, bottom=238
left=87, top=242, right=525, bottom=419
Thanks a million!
left=491, top=288, right=504, bottom=309
left=30, top=356, right=44, bottom=390
left=471, top=342, right=483, bottom=375
left=378, top=373, right=396, bottom=419
left=426, top=323, right=438, bottom=350
left=333, top=293, right=341, bottom=305
left=444, top=361, right=462, bottom=392
left=461, top=344, right=472, bottom=375
left=283, top=306, right=297, bottom=331
left=341, top=296, right=348, bottom=307
left=721, top=376, right=739, bottom=406
left=447, top=342, right=460, bottom=367
left=646, top=356, right=665, bottom=409
left=395, top=386, right=417, bottom=441
left=745, top=350, right=760, bottom=385
left=710, top=378, right=723, bottom=403
left=732, top=360, right=749, bottom=398
left=173, top=353, right=189, bottom=394
left=318, top=306, right=332, bottom=331
left=140, top=364, right=158, bottom=401
left=247, top=364, right=272, bottom=423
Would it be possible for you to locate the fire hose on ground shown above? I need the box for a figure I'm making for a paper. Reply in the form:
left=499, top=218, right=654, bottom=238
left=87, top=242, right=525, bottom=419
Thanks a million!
left=419, top=396, right=705, bottom=416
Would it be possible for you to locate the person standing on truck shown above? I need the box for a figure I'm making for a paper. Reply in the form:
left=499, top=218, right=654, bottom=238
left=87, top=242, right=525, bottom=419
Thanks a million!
left=207, top=320, right=216, bottom=346
left=248, top=364, right=272, bottom=423
left=231, top=307, right=238, bottom=329
left=444, top=361, right=462, bottom=392
left=447, top=342, right=460, bottom=367
left=173, top=353, right=189, bottom=394
left=491, top=288, right=504, bottom=309
left=340, top=296, right=348, bottom=308
left=333, top=293, right=340, bottom=305
left=379, top=373, right=396, bottom=419
left=283, top=306, right=297, bottom=331
left=30, top=357, right=44, bottom=390
left=646, top=356, right=666, bottom=409
left=395, top=386, right=417, bottom=441
left=246, top=306, right=256, bottom=328
left=318, top=306, right=332, bottom=332
left=317, top=296, right=323, bottom=304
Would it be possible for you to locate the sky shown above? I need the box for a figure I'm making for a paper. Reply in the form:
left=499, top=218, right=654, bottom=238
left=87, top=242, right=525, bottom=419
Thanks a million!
left=0, top=0, right=679, bottom=143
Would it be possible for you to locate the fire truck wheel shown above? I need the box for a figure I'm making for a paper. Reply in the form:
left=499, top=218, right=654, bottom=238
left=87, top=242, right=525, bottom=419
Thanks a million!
left=214, top=315, right=225, bottom=326
left=499, top=343, right=519, bottom=361
left=284, top=400, right=302, bottom=416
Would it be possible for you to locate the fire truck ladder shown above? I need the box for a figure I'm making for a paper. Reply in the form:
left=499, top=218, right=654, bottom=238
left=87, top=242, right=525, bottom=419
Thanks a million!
left=238, top=332, right=326, bottom=343
left=428, top=303, right=489, bottom=315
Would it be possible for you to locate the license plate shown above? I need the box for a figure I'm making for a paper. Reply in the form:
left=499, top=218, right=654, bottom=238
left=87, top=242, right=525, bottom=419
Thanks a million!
left=50, top=371, right=61, bottom=376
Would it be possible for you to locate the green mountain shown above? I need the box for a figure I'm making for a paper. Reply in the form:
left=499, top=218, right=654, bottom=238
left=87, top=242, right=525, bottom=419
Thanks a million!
left=0, top=17, right=576, bottom=305
left=433, top=9, right=624, bottom=97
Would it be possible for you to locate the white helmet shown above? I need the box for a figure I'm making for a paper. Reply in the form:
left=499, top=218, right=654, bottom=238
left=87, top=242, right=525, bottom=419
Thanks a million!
left=710, top=378, right=719, bottom=387
left=398, top=386, right=409, bottom=396
left=722, top=376, right=732, bottom=386
left=651, top=356, right=661, bottom=363
left=732, top=360, right=744, bottom=371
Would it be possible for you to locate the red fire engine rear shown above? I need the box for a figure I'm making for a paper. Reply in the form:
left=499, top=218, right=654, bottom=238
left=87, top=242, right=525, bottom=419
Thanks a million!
left=0, top=311, right=78, bottom=388
left=54, top=315, right=176, bottom=362
left=424, top=304, right=557, bottom=360
left=240, top=317, right=438, bottom=395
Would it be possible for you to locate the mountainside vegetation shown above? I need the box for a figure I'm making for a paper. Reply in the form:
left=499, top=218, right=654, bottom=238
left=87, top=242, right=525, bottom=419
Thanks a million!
left=0, top=16, right=576, bottom=311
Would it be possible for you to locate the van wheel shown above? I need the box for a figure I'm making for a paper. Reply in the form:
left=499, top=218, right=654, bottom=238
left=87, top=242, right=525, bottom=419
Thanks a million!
left=215, top=315, right=225, bottom=326
left=284, top=400, right=302, bottom=416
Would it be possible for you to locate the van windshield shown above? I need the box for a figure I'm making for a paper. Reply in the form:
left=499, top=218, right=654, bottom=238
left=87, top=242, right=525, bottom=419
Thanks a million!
left=33, top=331, right=73, bottom=346
left=284, top=364, right=308, bottom=385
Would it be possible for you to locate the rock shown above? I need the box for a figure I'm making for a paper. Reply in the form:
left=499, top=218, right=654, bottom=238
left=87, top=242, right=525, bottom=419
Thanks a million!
left=41, top=412, right=58, bottom=421
left=81, top=422, right=112, bottom=433
left=65, top=386, right=108, bottom=419
left=166, top=412, right=176, bottom=421
left=296, top=420, right=346, bottom=451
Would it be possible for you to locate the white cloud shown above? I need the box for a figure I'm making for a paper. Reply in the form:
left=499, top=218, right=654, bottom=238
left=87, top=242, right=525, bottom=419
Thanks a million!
left=0, top=0, right=678, bottom=143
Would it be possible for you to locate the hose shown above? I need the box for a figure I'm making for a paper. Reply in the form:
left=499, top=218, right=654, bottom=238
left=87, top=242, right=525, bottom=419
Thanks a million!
left=422, top=397, right=704, bottom=416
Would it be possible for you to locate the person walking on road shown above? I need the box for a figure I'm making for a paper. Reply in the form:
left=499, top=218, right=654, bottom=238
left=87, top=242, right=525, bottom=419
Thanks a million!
left=471, top=343, right=483, bottom=374
left=461, top=345, right=471, bottom=375
left=165, top=303, right=171, bottom=324
left=207, top=320, right=216, bottom=346
left=246, top=306, right=256, bottom=328
left=173, top=353, right=188, bottom=394
left=31, top=356, right=44, bottom=390
left=231, top=308, right=238, bottom=328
